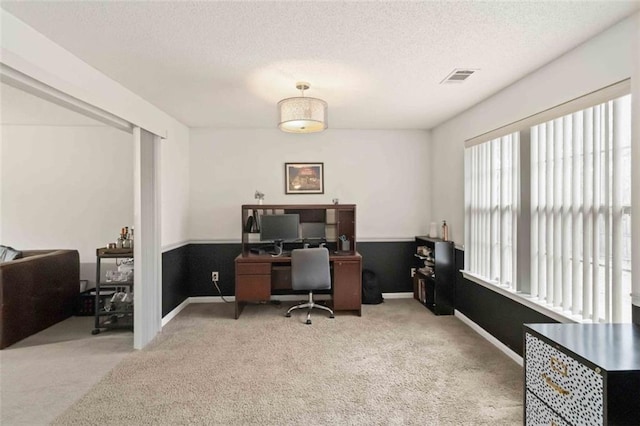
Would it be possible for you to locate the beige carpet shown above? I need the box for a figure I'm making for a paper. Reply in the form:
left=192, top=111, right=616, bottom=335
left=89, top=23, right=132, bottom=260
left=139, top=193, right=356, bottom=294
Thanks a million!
left=1, top=316, right=133, bottom=425
left=54, top=299, right=523, bottom=425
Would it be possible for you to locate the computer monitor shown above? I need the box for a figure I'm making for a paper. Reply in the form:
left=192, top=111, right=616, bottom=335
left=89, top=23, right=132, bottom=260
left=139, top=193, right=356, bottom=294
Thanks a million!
left=300, top=222, right=327, bottom=249
left=300, top=222, right=326, bottom=239
left=260, top=214, right=300, bottom=256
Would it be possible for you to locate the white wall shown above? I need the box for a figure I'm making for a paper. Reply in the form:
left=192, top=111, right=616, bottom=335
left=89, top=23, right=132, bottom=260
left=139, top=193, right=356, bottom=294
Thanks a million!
left=189, top=129, right=431, bottom=241
left=1, top=125, right=132, bottom=285
left=160, top=123, right=190, bottom=249
left=430, top=14, right=637, bottom=245
left=1, top=10, right=191, bottom=249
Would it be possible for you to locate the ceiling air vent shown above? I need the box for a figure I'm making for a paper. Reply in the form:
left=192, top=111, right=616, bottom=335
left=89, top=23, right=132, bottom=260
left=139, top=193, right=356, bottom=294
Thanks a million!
left=441, top=69, right=477, bottom=84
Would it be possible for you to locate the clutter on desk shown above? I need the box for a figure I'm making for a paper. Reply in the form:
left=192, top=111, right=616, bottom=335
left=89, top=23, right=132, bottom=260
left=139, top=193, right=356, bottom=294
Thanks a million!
left=338, top=235, right=351, bottom=251
left=254, top=190, right=265, bottom=205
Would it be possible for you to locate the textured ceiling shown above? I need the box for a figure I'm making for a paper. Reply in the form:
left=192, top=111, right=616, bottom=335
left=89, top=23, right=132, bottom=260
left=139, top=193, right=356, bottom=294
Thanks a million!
left=2, top=1, right=639, bottom=130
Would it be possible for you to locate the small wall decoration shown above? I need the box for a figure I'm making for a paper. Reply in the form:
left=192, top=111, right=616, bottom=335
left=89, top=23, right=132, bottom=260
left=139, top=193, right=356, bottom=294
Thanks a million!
left=285, top=162, right=324, bottom=194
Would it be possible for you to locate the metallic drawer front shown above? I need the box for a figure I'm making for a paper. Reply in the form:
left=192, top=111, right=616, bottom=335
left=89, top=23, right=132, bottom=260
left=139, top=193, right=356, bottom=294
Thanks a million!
left=525, top=333, right=603, bottom=426
left=526, top=390, right=571, bottom=426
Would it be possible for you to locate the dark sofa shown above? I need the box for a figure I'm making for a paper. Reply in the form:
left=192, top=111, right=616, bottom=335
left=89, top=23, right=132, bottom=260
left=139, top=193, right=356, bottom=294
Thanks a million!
left=0, top=249, right=79, bottom=349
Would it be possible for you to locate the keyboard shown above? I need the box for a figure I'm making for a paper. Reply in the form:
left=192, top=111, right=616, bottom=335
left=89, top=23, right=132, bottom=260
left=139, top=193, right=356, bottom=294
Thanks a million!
left=249, top=247, right=291, bottom=257
left=270, top=250, right=291, bottom=257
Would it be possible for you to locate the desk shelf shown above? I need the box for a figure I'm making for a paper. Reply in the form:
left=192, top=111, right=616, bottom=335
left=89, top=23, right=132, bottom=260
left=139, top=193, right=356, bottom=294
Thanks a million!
left=240, top=204, right=356, bottom=256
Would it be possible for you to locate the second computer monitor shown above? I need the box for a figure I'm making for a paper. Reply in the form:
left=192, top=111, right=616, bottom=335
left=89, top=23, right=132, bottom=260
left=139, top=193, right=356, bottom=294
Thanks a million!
left=300, top=222, right=326, bottom=240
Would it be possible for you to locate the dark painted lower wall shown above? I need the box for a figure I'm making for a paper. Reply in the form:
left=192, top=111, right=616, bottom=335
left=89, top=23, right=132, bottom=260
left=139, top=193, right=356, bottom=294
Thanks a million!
left=186, top=241, right=415, bottom=296
left=454, top=248, right=557, bottom=356
left=356, top=241, right=415, bottom=293
left=161, top=241, right=416, bottom=316
left=188, top=243, right=242, bottom=297
left=455, top=277, right=558, bottom=356
left=162, top=245, right=190, bottom=316
left=634, top=305, right=640, bottom=325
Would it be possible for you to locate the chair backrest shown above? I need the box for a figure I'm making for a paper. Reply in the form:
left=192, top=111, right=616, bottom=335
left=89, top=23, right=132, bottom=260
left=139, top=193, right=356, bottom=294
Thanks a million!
left=291, top=247, right=331, bottom=291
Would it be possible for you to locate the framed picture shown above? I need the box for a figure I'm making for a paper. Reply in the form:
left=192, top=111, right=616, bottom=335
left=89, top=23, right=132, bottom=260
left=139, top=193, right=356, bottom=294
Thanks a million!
left=285, top=162, right=324, bottom=194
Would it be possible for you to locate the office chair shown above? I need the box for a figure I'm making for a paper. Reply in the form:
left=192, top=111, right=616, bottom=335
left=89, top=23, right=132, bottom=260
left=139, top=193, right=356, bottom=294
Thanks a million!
left=285, top=247, right=335, bottom=325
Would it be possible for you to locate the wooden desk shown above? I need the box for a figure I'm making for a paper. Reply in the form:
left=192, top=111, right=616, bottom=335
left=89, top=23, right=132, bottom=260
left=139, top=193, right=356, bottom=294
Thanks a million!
left=234, top=252, right=362, bottom=319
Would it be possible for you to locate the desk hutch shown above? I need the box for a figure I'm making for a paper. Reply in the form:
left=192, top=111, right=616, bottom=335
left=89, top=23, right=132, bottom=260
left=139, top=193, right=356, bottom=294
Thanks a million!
left=234, top=204, right=362, bottom=319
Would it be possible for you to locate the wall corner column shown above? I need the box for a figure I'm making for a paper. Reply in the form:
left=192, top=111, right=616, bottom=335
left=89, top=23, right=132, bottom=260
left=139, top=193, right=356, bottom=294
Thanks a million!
left=133, top=127, right=163, bottom=349
left=631, top=12, right=640, bottom=325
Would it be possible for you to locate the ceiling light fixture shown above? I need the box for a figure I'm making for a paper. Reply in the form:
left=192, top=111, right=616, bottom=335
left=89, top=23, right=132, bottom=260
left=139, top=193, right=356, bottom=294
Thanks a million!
left=278, top=82, right=327, bottom=133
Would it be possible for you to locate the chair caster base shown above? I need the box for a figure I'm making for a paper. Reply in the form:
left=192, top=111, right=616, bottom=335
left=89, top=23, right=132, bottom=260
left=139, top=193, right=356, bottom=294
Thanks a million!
left=305, top=320, right=312, bottom=325
left=91, top=329, right=100, bottom=335
left=329, top=314, right=335, bottom=319
left=285, top=312, right=291, bottom=317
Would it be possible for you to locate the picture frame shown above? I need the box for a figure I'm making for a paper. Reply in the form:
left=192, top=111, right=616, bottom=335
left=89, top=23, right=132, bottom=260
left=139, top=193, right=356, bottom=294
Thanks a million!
left=285, top=162, right=324, bottom=194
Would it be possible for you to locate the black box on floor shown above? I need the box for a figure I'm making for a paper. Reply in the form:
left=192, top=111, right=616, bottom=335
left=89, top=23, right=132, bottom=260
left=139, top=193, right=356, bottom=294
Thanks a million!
left=75, top=289, right=115, bottom=316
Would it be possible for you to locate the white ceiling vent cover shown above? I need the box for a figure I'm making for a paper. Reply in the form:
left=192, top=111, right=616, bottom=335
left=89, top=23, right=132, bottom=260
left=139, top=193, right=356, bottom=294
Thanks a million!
left=441, top=69, right=478, bottom=84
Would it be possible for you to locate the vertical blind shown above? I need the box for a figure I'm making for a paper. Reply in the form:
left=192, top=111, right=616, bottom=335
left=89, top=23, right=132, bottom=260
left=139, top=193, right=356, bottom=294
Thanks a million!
left=464, top=88, right=631, bottom=324
left=530, top=94, right=631, bottom=322
left=465, top=133, right=519, bottom=289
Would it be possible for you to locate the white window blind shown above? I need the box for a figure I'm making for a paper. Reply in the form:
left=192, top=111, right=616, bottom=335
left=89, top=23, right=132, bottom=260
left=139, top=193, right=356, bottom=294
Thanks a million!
left=465, top=133, right=519, bottom=289
left=530, top=94, right=632, bottom=323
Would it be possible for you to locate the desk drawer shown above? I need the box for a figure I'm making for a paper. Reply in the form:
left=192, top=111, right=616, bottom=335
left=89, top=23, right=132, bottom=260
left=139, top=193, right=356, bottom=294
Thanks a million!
left=236, top=262, right=270, bottom=275
left=235, top=275, right=270, bottom=301
left=333, top=260, right=361, bottom=311
left=525, top=333, right=603, bottom=425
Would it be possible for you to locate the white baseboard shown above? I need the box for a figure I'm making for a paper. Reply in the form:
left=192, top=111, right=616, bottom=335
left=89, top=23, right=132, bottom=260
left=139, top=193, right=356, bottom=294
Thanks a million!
left=454, top=309, right=523, bottom=366
left=382, top=292, right=413, bottom=299
left=162, top=292, right=417, bottom=326
left=161, top=294, right=334, bottom=326
left=161, top=298, right=190, bottom=327
left=187, top=294, right=331, bottom=304
left=188, top=296, right=234, bottom=303
left=271, top=294, right=331, bottom=301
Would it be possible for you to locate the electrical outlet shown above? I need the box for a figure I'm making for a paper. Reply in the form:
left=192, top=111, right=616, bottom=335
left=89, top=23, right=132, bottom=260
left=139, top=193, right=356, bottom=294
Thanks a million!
left=411, top=268, right=416, bottom=277
left=211, top=271, right=219, bottom=282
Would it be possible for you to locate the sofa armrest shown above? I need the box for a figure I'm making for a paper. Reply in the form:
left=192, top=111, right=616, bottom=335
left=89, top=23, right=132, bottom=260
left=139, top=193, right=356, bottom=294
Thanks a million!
left=0, top=249, right=80, bottom=349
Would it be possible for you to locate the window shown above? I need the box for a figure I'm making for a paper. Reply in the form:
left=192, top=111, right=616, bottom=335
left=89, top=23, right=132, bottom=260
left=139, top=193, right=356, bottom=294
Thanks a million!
left=530, top=95, right=632, bottom=322
left=464, top=84, right=632, bottom=323
left=465, top=133, right=519, bottom=289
